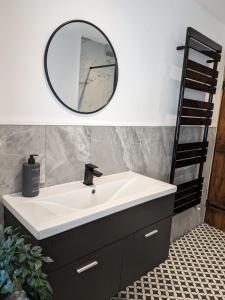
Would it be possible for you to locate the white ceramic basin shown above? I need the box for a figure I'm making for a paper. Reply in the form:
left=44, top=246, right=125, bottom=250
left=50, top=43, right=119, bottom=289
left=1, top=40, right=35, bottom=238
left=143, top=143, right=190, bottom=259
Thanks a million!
left=3, top=171, right=177, bottom=240
left=39, top=178, right=130, bottom=210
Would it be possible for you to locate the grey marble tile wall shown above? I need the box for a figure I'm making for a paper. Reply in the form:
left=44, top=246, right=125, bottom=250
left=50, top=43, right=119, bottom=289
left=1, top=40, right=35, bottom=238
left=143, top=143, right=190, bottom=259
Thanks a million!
left=0, top=126, right=45, bottom=224
left=45, top=126, right=175, bottom=186
left=0, top=125, right=216, bottom=240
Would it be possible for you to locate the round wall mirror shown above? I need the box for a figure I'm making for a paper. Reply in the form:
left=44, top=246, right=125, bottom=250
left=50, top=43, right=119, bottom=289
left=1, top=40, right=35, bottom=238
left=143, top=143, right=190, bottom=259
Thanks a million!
left=44, top=20, right=118, bottom=114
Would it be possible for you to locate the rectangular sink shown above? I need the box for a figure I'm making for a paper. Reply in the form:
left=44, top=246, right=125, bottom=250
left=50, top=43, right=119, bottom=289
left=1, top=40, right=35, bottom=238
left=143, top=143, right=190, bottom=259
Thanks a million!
left=3, top=171, right=177, bottom=240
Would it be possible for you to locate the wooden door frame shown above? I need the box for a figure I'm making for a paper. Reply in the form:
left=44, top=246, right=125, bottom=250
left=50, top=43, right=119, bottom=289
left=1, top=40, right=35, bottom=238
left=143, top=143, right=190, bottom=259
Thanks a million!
left=205, top=67, right=225, bottom=230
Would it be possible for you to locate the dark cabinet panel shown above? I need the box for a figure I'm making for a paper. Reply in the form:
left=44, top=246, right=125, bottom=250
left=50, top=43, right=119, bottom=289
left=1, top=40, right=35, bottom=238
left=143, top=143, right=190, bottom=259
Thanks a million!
left=120, top=217, right=172, bottom=289
left=49, top=241, right=122, bottom=300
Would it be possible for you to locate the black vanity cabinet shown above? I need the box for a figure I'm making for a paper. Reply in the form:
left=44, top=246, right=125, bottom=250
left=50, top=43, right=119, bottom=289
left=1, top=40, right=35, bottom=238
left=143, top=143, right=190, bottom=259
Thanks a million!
left=4, top=193, right=175, bottom=300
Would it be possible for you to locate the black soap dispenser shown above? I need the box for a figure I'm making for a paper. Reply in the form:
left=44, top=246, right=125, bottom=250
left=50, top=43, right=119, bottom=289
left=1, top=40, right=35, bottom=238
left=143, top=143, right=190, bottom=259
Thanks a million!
left=22, top=154, right=40, bottom=197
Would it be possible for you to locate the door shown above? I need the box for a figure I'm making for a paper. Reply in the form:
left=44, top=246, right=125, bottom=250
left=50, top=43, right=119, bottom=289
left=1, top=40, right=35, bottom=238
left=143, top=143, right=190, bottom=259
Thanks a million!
left=49, top=241, right=122, bottom=300
left=205, top=80, right=225, bottom=230
left=120, top=217, right=172, bottom=289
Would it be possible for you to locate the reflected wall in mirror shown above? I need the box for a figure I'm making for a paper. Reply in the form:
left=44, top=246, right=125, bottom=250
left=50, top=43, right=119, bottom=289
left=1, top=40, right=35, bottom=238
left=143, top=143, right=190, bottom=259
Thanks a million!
left=44, top=20, right=118, bottom=114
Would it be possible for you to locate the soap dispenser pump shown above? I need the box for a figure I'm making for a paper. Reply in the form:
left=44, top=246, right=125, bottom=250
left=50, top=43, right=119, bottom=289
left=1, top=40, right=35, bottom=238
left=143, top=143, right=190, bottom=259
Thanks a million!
left=22, top=154, right=40, bottom=197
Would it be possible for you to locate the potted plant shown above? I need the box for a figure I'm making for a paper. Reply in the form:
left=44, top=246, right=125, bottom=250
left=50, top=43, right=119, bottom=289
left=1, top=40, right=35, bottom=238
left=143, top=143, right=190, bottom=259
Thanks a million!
left=0, top=225, right=53, bottom=300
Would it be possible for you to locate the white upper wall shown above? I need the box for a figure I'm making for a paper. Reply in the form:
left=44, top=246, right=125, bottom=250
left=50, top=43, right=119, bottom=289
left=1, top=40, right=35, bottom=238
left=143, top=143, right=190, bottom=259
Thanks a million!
left=194, top=0, right=225, bottom=25
left=1, top=0, right=225, bottom=126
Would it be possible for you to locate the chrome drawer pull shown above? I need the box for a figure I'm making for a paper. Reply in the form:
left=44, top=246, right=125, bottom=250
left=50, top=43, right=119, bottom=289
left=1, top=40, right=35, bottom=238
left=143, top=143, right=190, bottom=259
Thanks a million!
left=145, top=229, right=159, bottom=238
left=76, top=261, right=98, bottom=274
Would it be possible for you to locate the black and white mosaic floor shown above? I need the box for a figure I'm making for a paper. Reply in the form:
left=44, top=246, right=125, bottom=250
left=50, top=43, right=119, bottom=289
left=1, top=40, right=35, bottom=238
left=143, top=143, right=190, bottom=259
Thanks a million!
left=113, top=223, right=225, bottom=300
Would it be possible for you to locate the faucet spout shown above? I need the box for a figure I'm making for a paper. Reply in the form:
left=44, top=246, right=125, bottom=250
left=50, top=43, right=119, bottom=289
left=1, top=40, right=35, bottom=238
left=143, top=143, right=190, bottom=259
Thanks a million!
left=93, top=169, right=103, bottom=177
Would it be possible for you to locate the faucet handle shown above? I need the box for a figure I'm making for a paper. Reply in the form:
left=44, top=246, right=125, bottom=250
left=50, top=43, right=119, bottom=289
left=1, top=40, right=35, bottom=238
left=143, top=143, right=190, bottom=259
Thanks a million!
left=85, top=163, right=98, bottom=170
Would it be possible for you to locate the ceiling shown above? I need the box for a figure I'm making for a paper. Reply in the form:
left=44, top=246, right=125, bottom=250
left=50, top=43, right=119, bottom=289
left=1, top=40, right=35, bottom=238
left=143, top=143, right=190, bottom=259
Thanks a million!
left=194, top=0, right=225, bottom=25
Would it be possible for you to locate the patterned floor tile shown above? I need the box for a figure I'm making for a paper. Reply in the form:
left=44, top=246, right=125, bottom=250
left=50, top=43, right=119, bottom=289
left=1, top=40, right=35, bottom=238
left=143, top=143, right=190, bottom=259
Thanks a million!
left=113, top=223, right=225, bottom=300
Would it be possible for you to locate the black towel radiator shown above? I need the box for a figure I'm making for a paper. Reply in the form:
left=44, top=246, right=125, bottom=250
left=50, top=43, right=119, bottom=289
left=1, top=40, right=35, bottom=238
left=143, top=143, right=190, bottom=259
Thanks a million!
left=170, top=27, right=222, bottom=214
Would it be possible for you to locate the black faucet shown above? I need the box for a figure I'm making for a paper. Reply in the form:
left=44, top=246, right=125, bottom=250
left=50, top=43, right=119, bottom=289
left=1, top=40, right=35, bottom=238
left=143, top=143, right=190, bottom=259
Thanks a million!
left=83, top=164, right=103, bottom=186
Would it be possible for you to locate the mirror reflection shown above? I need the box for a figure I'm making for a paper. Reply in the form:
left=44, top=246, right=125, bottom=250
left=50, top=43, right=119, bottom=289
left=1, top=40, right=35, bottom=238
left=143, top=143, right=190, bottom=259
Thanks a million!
left=45, top=21, right=118, bottom=114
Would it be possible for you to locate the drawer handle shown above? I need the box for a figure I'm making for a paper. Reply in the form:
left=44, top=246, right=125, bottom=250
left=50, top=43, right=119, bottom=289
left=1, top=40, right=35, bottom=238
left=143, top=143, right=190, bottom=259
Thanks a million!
left=145, top=229, right=159, bottom=238
left=76, top=261, right=99, bottom=274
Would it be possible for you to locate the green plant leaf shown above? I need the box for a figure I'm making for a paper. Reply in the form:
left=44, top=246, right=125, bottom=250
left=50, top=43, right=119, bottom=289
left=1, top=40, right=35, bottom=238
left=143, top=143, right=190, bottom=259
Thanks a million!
left=34, top=260, right=42, bottom=271
left=27, top=277, right=36, bottom=288
left=15, top=238, right=24, bottom=247
left=28, top=261, right=35, bottom=270
left=40, top=273, right=48, bottom=280
left=4, top=227, right=13, bottom=234
left=32, top=246, right=42, bottom=252
left=45, top=281, right=53, bottom=294
left=0, top=270, right=8, bottom=287
left=13, top=268, right=22, bottom=277
left=3, top=255, right=13, bottom=267
left=22, top=268, right=29, bottom=279
left=1, top=279, right=13, bottom=294
left=31, top=246, right=43, bottom=258
left=36, top=278, right=44, bottom=287
left=42, top=256, right=54, bottom=263
left=18, top=253, right=26, bottom=263
left=3, top=237, right=13, bottom=249
left=23, top=243, right=31, bottom=251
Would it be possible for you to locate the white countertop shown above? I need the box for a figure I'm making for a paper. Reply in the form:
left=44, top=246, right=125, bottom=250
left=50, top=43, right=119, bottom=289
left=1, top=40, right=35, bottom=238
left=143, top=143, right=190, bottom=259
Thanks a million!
left=3, top=171, right=177, bottom=240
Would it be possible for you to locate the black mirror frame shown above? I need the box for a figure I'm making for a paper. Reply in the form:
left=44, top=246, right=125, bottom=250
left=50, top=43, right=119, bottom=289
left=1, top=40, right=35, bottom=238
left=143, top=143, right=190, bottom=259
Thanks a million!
left=44, top=20, right=118, bottom=114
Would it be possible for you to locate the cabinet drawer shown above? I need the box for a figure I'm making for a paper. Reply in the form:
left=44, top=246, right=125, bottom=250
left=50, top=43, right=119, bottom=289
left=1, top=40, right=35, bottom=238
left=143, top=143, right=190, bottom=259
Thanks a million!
left=49, top=241, right=122, bottom=300
left=120, top=217, right=172, bottom=289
